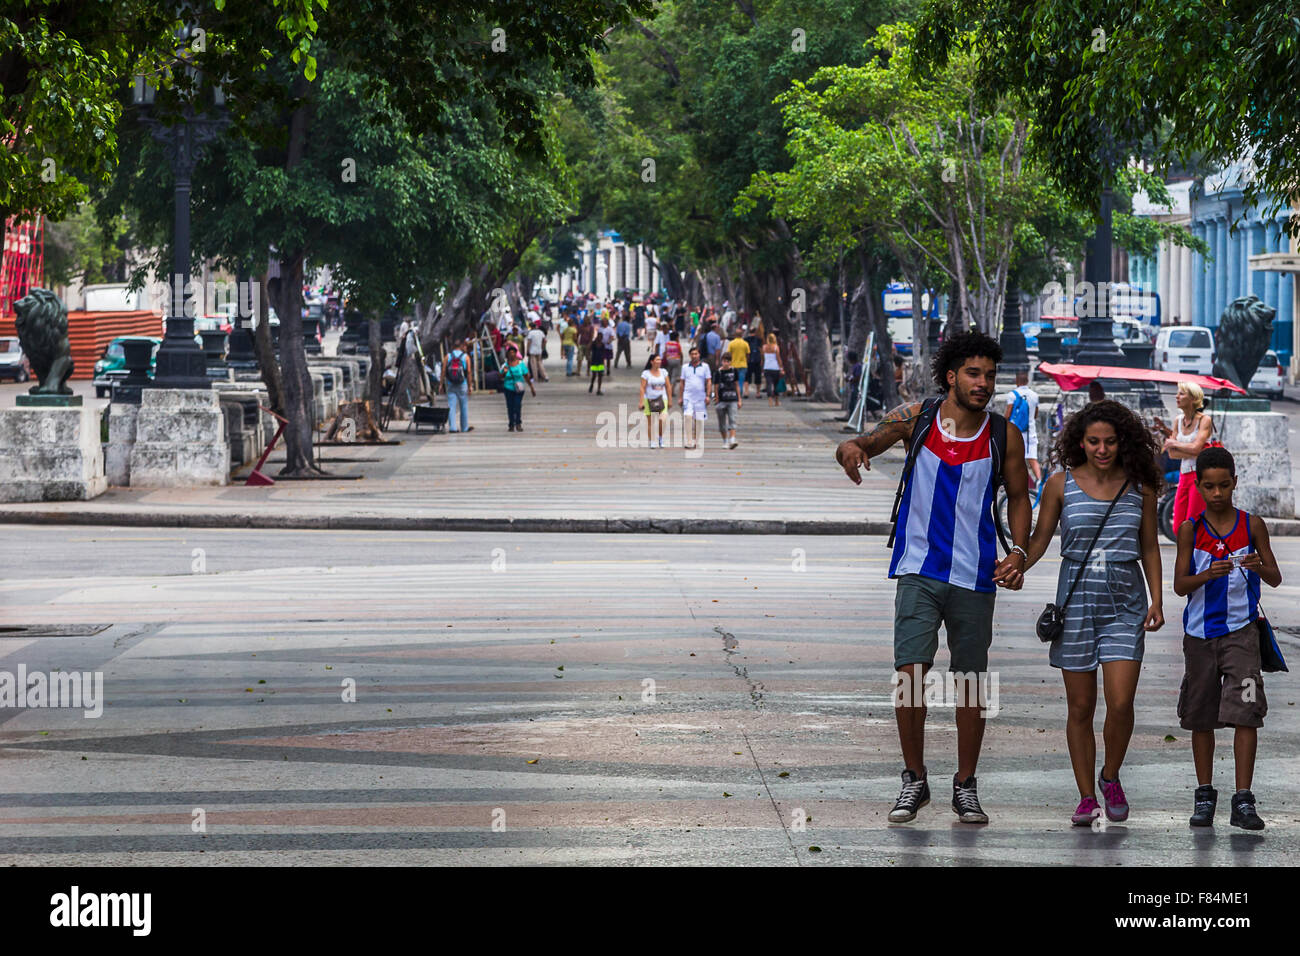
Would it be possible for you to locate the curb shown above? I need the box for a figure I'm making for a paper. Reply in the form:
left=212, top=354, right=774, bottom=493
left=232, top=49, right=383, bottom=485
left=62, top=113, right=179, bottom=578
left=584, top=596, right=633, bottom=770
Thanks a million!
left=3, top=510, right=1300, bottom=536
left=0, top=509, right=894, bottom=535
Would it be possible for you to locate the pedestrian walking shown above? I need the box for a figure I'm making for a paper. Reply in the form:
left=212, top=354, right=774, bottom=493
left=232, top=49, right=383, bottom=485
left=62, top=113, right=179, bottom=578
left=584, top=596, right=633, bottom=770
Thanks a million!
left=562, top=318, right=578, bottom=376
left=663, top=331, right=684, bottom=385
left=640, top=353, right=672, bottom=449
left=715, top=350, right=742, bottom=448
left=1174, top=446, right=1282, bottom=830
left=1020, top=400, right=1165, bottom=827
left=600, top=318, right=617, bottom=374
left=744, top=325, right=763, bottom=398
left=727, top=326, right=751, bottom=397
left=526, top=321, right=549, bottom=382
left=588, top=334, right=608, bottom=395
left=615, top=314, right=633, bottom=369
left=678, top=345, right=712, bottom=450
left=1003, top=370, right=1042, bottom=485
left=501, top=344, right=535, bottom=432
left=578, top=318, right=595, bottom=375
left=1154, top=381, right=1217, bottom=532
left=834, top=331, right=1032, bottom=825
left=442, top=338, right=474, bottom=433
left=762, top=333, right=784, bottom=405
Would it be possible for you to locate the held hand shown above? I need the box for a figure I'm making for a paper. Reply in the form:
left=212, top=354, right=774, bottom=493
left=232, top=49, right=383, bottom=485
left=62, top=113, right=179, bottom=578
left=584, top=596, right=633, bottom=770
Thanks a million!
left=835, top=440, right=869, bottom=484
left=1144, top=604, right=1165, bottom=631
left=1207, top=559, right=1234, bottom=578
left=1238, top=553, right=1263, bottom=571
left=992, top=553, right=1025, bottom=589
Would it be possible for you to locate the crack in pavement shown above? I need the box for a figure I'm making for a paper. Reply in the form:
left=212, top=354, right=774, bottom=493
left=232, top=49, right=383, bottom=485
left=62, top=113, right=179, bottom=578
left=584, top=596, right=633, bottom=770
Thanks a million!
left=715, top=625, right=799, bottom=866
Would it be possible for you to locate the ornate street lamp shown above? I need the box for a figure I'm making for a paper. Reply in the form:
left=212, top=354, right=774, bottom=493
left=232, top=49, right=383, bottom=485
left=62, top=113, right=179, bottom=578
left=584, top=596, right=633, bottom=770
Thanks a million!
left=132, top=30, right=229, bottom=390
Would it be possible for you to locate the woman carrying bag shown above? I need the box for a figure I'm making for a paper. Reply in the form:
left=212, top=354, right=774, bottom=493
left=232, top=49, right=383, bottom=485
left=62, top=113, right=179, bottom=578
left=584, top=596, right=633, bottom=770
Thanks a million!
left=501, top=344, right=535, bottom=432
left=639, top=353, right=672, bottom=449
left=1020, top=401, right=1165, bottom=827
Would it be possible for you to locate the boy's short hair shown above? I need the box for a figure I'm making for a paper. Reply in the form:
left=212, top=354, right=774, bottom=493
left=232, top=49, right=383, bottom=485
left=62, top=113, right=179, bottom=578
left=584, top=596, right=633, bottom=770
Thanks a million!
left=1195, top=446, right=1236, bottom=479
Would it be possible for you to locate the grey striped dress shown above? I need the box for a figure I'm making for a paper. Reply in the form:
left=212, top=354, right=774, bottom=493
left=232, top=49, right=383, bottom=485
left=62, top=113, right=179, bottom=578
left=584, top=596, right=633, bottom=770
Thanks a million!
left=1049, top=472, right=1148, bottom=671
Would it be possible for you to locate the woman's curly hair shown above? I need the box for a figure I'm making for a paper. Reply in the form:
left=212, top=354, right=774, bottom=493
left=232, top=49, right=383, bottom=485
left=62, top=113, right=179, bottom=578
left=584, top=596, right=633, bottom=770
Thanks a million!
left=1051, top=399, right=1163, bottom=492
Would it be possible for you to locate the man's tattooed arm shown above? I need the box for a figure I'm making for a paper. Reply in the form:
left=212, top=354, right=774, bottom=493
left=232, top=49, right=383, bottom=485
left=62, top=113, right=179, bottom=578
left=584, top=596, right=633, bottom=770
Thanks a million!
left=851, top=401, right=924, bottom=460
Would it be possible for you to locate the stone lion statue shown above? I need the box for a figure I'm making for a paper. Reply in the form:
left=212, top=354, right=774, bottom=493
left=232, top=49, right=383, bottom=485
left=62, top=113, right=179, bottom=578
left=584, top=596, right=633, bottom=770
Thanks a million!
left=13, top=288, right=74, bottom=394
left=1213, top=295, right=1275, bottom=389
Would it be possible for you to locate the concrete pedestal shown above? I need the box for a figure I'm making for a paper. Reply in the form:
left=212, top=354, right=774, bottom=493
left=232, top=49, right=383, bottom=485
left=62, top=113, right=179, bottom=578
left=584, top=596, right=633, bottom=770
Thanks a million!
left=129, top=389, right=230, bottom=487
left=0, top=405, right=107, bottom=501
left=105, top=402, right=140, bottom=486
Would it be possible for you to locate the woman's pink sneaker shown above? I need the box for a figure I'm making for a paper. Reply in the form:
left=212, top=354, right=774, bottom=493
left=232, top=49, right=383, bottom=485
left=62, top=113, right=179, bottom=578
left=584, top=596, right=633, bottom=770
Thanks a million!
left=1100, top=775, right=1129, bottom=822
left=1071, top=796, right=1101, bottom=827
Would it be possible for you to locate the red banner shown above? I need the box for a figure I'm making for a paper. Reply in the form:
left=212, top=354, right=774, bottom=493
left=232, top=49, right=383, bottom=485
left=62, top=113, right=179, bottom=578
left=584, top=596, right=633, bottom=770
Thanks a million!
left=1, top=216, right=45, bottom=316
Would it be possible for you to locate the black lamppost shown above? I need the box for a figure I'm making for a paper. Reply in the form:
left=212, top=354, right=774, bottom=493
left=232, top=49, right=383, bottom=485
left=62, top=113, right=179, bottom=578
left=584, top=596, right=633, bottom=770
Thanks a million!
left=1074, top=187, right=1126, bottom=365
left=999, top=287, right=1030, bottom=376
left=133, top=37, right=229, bottom=390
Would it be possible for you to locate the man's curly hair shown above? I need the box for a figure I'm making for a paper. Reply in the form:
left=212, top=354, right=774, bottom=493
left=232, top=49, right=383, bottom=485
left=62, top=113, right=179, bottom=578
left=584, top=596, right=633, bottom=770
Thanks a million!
left=1051, top=400, right=1163, bottom=492
left=932, top=329, right=1003, bottom=392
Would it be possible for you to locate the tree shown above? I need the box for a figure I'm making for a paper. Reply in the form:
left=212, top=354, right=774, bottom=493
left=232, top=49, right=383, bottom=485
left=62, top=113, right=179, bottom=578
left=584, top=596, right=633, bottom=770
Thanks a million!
left=0, top=1, right=324, bottom=225
left=105, top=0, right=650, bottom=475
left=915, top=0, right=1300, bottom=230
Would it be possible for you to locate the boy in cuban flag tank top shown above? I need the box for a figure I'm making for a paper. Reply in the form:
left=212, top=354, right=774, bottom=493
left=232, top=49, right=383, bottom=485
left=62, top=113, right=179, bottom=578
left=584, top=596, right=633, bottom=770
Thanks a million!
left=1173, top=446, right=1281, bottom=830
left=834, top=332, right=1032, bottom=827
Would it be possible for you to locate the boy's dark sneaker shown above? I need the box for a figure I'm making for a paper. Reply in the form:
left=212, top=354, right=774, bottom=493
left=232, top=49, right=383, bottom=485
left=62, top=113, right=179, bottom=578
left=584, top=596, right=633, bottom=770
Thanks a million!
left=888, top=768, right=930, bottom=823
left=1230, top=790, right=1265, bottom=830
left=1189, top=785, right=1217, bottom=827
left=952, top=774, right=989, bottom=824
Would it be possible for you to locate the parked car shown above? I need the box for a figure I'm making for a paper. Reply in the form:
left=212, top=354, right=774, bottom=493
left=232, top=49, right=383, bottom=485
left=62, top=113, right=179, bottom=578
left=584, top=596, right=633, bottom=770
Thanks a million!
left=1154, top=325, right=1216, bottom=375
left=1112, top=317, right=1154, bottom=345
left=0, top=336, right=31, bottom=382
left=93, top=337, right=162, bottom=397
left=1249, top=349, right=1285, bottom=399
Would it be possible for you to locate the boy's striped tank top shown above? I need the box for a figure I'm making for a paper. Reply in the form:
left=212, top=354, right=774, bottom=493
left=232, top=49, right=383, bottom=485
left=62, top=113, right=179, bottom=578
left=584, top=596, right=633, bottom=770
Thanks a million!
left=1184, top=509, right=1260, bottom=639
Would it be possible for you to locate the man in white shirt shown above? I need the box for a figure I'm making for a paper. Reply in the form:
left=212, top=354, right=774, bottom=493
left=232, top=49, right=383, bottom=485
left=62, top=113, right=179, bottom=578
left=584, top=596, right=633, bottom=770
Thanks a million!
left=1003, top=371, right=1041, bottom=483
left=678, top=345, right=713, bottom=450
left=525, top=321, right=549, bottom=382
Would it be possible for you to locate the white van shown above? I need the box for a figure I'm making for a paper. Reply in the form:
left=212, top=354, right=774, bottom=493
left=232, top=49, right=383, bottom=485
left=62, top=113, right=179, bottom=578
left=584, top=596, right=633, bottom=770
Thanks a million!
left=1154, top=325, right=1216, bottom=375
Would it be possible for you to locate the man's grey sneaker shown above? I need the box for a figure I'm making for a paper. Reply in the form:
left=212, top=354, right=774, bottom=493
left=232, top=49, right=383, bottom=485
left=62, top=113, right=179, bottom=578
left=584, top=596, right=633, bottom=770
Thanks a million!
left=1230, top=789, right=1265, bottom=830
left=1189, top=784, right=1217, bottom=827
left=952, top=774, right=989, bottom=824
left=888, top=768, right=930, bottom=823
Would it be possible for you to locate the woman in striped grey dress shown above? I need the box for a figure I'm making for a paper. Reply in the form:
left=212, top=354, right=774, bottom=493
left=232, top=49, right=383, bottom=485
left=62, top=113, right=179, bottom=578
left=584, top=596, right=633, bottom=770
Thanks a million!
left=1023, top=400, right=1165, bottom=827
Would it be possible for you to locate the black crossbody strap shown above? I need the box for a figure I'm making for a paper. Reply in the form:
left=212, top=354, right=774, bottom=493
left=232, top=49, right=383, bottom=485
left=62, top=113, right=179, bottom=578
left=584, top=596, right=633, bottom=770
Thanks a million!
left=1060, top=479, right=1129, bottom=613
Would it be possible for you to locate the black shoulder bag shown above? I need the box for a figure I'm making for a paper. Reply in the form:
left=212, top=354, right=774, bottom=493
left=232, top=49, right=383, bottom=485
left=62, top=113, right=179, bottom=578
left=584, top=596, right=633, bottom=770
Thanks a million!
left=1036, top=479, right=1129, bottom=643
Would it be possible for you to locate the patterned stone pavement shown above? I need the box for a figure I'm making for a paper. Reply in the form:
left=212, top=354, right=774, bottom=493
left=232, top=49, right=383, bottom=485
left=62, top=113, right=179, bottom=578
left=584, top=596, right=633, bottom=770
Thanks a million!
left=1, top=528, right=1297, bottom=865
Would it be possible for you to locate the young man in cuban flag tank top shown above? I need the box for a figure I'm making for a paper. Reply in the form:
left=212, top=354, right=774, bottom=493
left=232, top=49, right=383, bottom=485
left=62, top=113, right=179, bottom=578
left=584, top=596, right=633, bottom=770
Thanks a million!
left=836, top=331, right=1032, bottom=824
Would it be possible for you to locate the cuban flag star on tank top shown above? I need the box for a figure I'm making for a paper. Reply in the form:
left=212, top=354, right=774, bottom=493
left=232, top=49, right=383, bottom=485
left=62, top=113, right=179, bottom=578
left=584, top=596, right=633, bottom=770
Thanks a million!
left=889, top=412, right=998, bottom=592
left=1184, top=510, right=1259, bottom=639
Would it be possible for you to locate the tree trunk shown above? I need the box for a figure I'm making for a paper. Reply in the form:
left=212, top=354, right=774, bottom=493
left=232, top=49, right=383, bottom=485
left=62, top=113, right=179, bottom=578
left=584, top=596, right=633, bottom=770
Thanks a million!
left=252, top=270, right=283, bottom=414
left=803, top=303, right=836, bottom=402
left=855, top=255, right=898, bottom=411
left=367, top=316, right=383, bottom=410
left=267, top=256, right=321, bottom=477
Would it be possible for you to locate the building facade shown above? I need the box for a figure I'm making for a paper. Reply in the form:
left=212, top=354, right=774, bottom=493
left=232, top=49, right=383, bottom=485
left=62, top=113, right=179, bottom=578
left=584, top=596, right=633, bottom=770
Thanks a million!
left=552, top=231, right=659, bottom=299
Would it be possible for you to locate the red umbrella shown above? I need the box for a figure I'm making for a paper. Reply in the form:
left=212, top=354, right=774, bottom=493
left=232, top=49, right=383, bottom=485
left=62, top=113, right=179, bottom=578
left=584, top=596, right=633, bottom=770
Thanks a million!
left=1036, top=362, right=1247, bottom=395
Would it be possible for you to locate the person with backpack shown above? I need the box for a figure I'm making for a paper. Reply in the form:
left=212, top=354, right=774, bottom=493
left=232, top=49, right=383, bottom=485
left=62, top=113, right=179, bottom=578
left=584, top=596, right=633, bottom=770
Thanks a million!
left=1018, top=400, right=1165, bottom=827
left=834, top=330, right=1032, bottom=826
left=442, top=338, right=474, bottom=434
left=1003, top=371, right=1041, bottom=485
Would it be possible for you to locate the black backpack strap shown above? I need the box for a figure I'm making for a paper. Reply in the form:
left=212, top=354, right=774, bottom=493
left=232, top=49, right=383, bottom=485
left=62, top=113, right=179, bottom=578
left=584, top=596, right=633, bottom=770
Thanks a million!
left=988, top=411, right=1011, bottom=554
left=887, top=398, right=942, bottom=548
